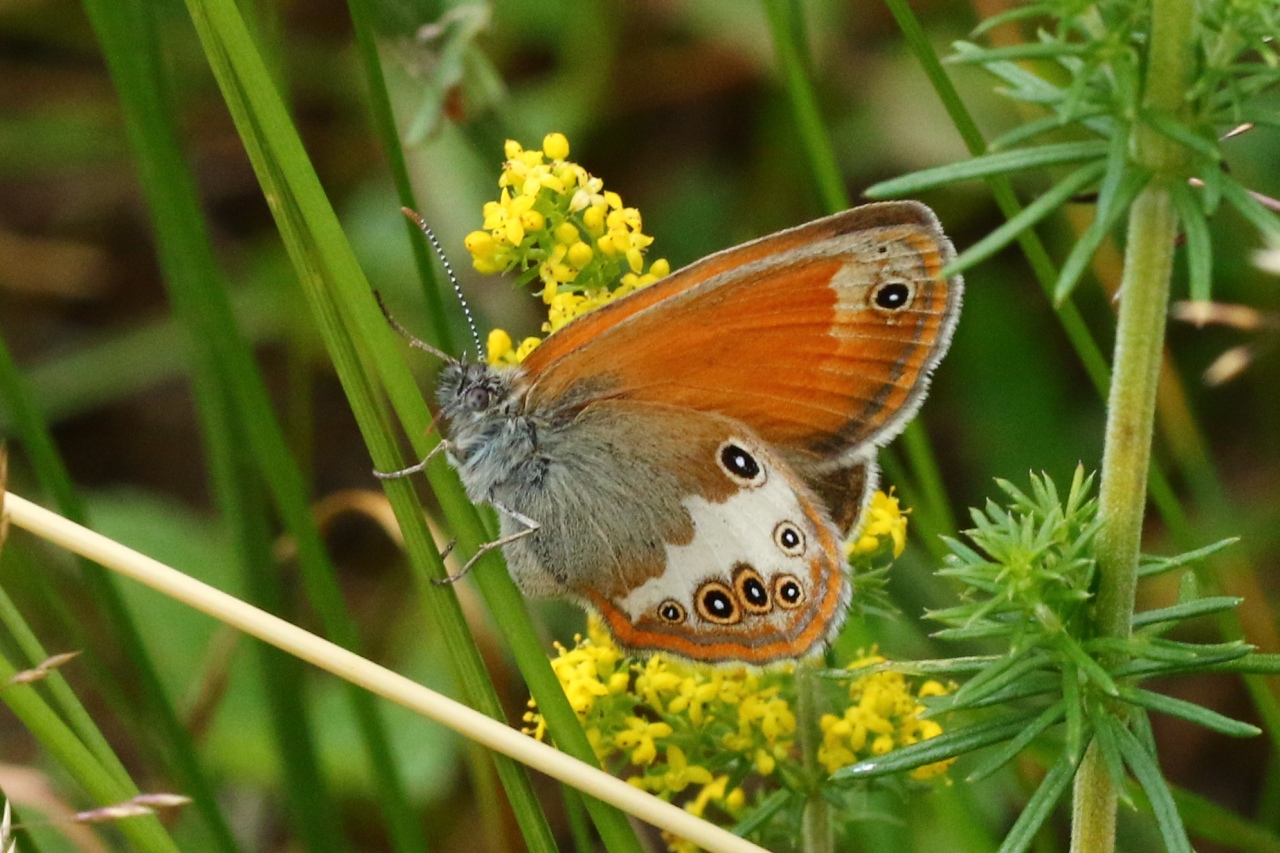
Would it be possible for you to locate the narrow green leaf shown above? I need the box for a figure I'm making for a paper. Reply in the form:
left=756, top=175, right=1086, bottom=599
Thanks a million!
left=1171, top=182, right=1213, bottom=301
left=1204, top=653, right=1280, bottom=675
left=1115, top=724, right=1194, bottom=853
left=1131, top=596, right=1243, bottom=629
left=1137, top=537, right=1239, bottom=577
left=0, top=648, right=180, bottom=853
left=1058, top=636, right=1119, bottom=696
left=1062, top=662, right=1084, bottom=763
left=730, top=788, right=795, bottom=838
left=965, top=701, right=1066, bottom=783
left=1088, top=705, right=1128, bottom=790
left=833, top=711, right=1040, bottom=780
left=865, top=140, right=1109, bottom=198
left=970, top=3, right=1052, bottom=37
left=1221, top=177, right=1280, bottom=241
left=1141, top=110, right=1222, bottom=161
left=951, top=648, right=1055, bottom=710
left=947, top=41, right=1093, bottom=64
left=942, top=160, right=1107, bottom=277
left=1054, top=165, right=1150, bottom=302
left=1120, top=687, right=1262, bottom=737
left=995, top=748, right=1080, bottom=853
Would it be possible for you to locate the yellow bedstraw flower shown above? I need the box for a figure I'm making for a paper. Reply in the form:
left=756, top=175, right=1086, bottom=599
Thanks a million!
left=464, top=133, right=669, bottom=365
left=816, top=653, right=955, bottom=779
left=847, top=489, right=910, bottom=558
left=526, top=616, right=952, bottom=852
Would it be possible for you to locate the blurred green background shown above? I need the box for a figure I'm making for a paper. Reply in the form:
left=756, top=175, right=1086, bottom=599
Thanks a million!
left=0, top=0, right=1277, bottom=850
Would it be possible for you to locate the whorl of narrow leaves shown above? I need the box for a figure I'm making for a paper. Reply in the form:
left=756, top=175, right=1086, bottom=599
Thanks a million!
left=832, top=469, right=1266, bottom=853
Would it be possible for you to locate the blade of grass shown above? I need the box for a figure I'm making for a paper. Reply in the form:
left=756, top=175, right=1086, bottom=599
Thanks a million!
left=0, top=578, right=179, bottom=853
left=179, top=0, right=646, bottom=848
left=85, top=0, right=432, bottom=846
left=184, top=8, right=559, bottom=849
left=344, top=0, right=455, bottom=353
left=0, top=296, right=241, bottom=851
left=4, top=492, right=770, bottom=853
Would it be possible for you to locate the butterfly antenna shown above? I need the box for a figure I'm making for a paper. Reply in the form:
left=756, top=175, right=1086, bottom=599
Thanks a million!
left=373, top=290, right=453, bottom=362
left=402, top=207, right=484, bottom=359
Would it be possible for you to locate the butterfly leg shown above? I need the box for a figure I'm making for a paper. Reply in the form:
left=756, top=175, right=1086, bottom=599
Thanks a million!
left=373, top=439, right=451, bottom=480
left=432, top=500, right=541, bottom=586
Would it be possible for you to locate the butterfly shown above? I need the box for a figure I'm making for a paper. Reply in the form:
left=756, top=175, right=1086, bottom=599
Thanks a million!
left=388, top=201, right=962, bottom=665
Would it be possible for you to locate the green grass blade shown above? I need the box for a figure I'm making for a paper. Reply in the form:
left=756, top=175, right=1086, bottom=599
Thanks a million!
left=344, top=0, right=455, bottom=354
left=87, top=0, right=432, bottom=843
left=762, top=0, right=848, bottom=213
left=764, top=0, right=957, bottom=544
left=0, top=297, right=241, bottom=850
left=178, top=1, right=646, bottom=848
left=884, top=0, right=1112, bottom=399
left=0, top=643, right=179, bottom=853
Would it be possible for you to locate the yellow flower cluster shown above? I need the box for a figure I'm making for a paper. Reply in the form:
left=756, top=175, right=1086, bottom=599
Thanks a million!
left=524, top=508, right=951, bottom=852
left=848, top=489, right=909, bottom=559
left=465, top=133, right=670, bottom=365
left=817, top=653, right=953, bottom=780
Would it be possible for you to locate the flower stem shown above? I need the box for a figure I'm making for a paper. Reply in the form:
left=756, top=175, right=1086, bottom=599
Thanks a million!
left=1071, top=0, right=1194, bottom=848
left=797, top=666, right=833, bottom=853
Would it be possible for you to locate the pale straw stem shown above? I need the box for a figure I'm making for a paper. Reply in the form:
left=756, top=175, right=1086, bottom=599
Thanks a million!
left=4, top=491, right=766, bottom=853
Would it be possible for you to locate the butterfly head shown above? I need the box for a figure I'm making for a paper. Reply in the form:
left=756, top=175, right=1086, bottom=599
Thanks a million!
left=436, top=359, right=535, bottom=501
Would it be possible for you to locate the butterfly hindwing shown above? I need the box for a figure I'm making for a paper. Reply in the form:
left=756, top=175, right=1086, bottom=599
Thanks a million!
left=512, top=403, right=851, bottom=664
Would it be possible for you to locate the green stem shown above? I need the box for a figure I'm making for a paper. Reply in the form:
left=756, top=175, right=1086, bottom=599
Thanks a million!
left=1072, top=0, right=1194, bottom=848
left=1093, top=184, right=1178, bottom=643
left=797, top=666, right=833, bottom=853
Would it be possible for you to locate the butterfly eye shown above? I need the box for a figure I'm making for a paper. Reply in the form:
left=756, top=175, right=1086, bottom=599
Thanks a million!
left=463, top=386, right=493, bottom=411
left=773, top=521, right=806, bottom=556
left=773, top=575, right=806, bottom=610
left=871, top=280, right=914, bottom=312
left=695, top=581, right=741, bottom=625
left=717, top=440, right=765, bottom=486
left=732, top=564, right=772, bottom=614
left=657, top=600, right=686, bottom=624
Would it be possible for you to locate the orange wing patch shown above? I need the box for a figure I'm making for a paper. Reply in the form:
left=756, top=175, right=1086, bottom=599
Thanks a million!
left=521, top=201, right=962, bottom=461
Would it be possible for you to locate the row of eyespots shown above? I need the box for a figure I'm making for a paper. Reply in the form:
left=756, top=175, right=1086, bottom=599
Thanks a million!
left=656, top=564, right=806, bottom=627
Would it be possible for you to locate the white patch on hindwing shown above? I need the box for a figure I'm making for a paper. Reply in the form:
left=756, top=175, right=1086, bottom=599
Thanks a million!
left=614, top=442, right=826, bottom=628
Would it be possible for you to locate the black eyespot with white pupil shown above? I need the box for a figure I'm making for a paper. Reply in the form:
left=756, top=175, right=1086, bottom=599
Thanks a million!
left=695, top=581, right=741, bottom=625
left=774, top=575, right=805, bottom=609
left=742, top=577, right=768, bottom=607
left=717, top=440, right=765, bottom=486
left=657, top=600, right=686, bottom=623
left=872, top=281, right=912, bottom=311
left=773, top=521, right=805, bottom=556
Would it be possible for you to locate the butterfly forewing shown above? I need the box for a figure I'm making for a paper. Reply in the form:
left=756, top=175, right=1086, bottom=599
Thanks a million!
left=520, top=201, right=962, bottom=464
